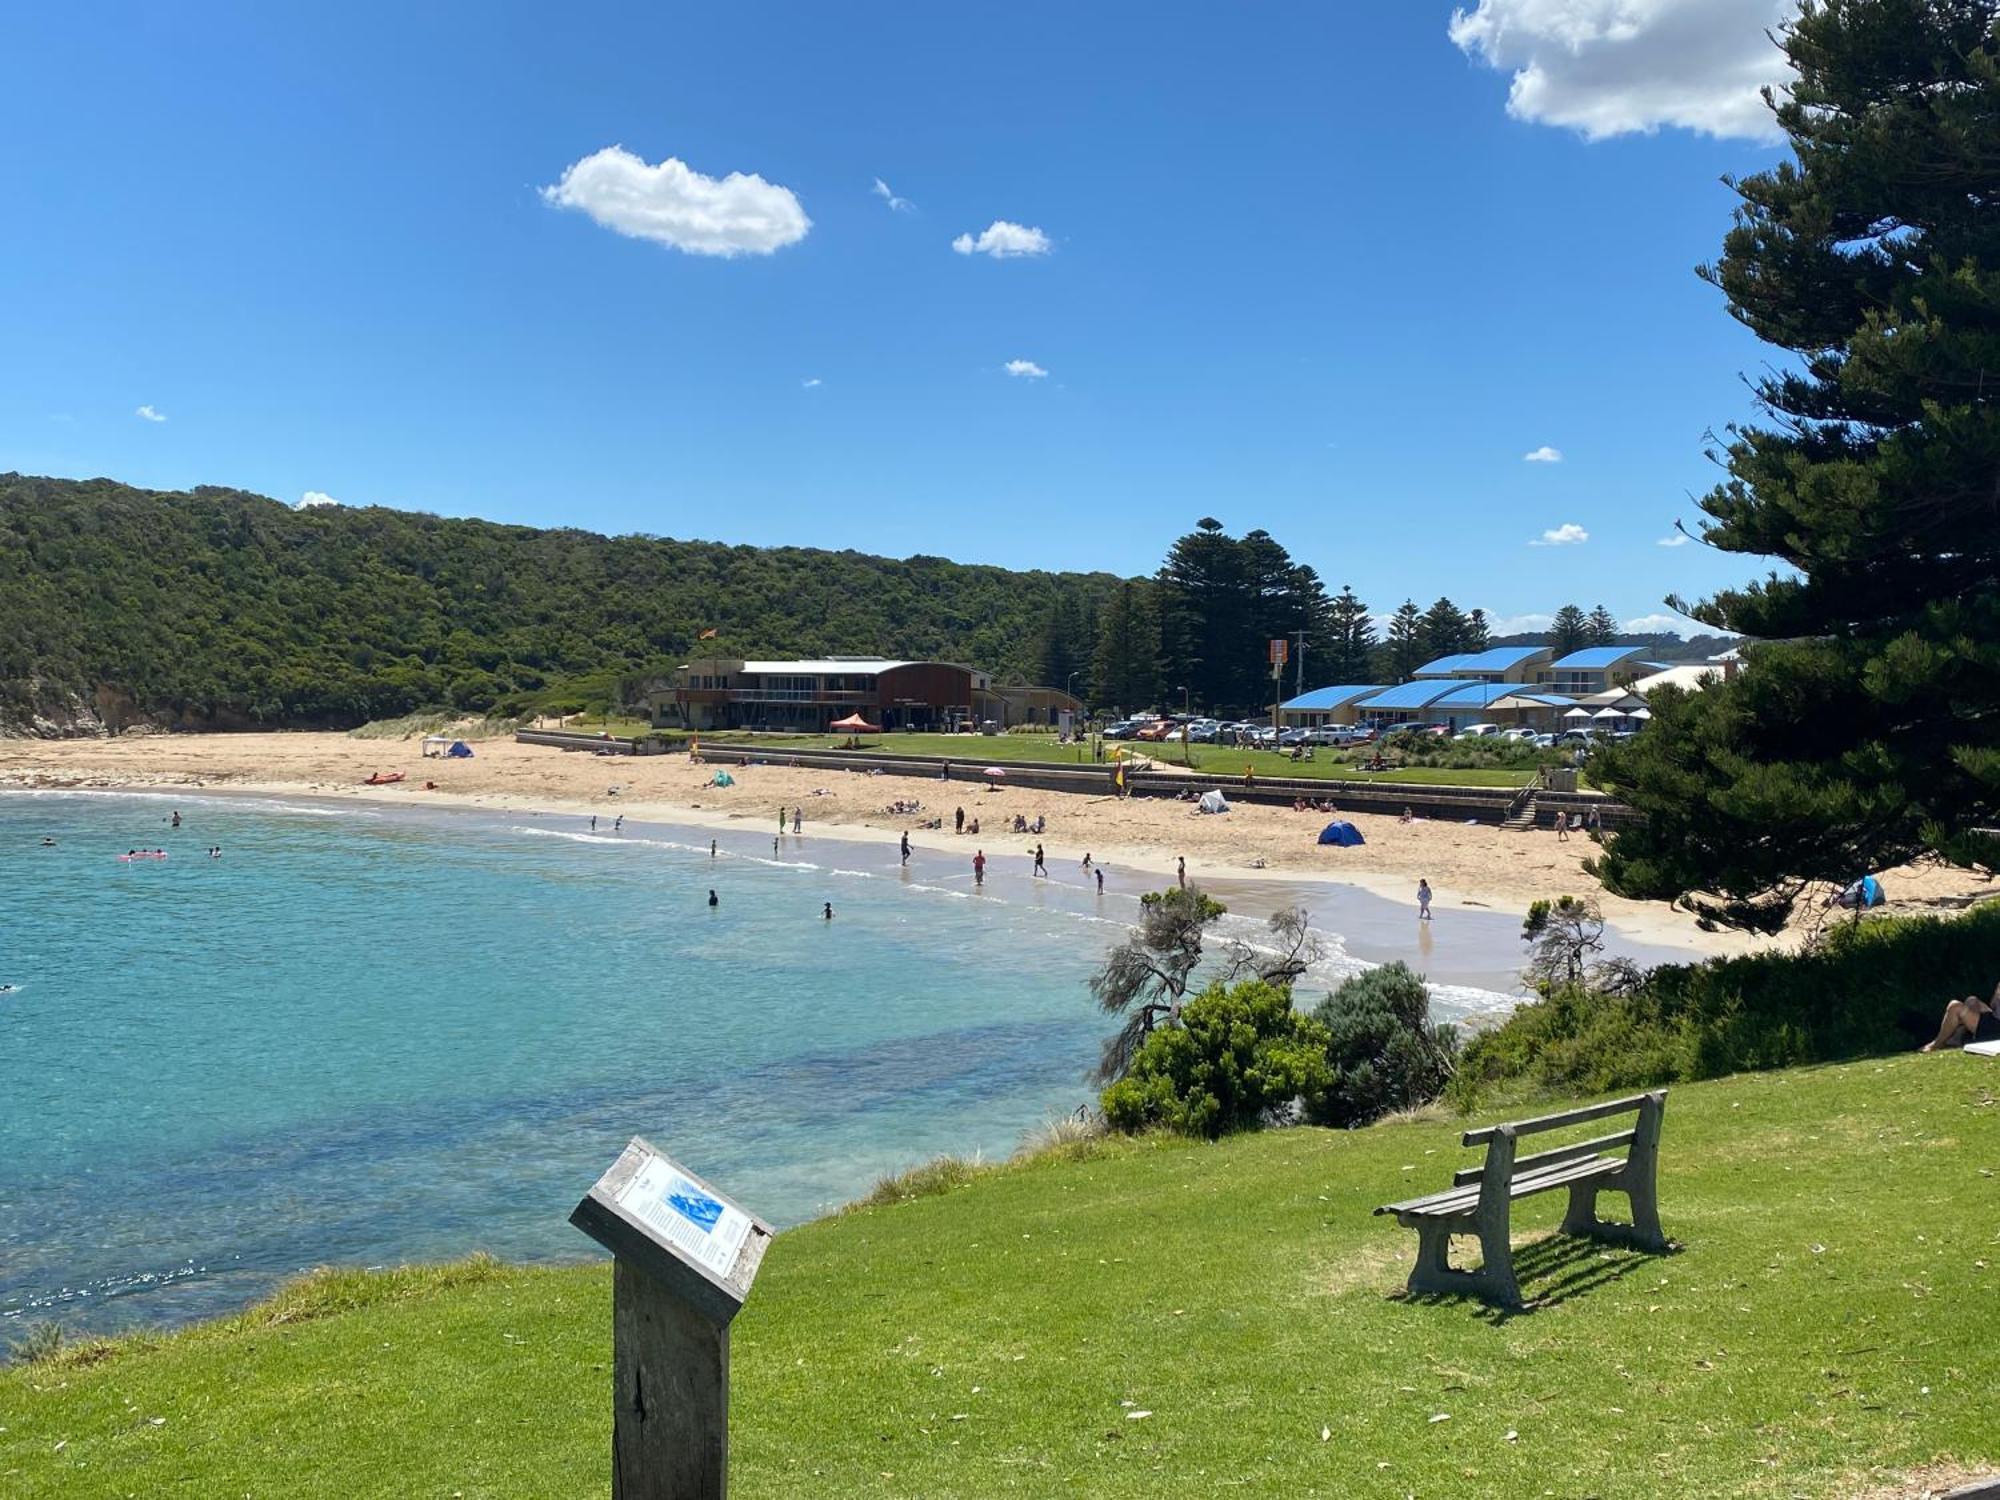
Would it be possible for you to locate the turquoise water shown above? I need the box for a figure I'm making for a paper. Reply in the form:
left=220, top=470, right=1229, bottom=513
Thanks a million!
left=0, top=790, right=1537, bottom=1338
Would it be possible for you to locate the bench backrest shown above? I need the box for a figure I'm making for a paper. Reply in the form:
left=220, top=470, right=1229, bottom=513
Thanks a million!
left=1450, top=1090, right=1666, bottom=1188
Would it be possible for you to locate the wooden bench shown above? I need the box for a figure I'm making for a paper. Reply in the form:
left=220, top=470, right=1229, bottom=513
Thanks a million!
left=1374, top=1090, right=1669, bottom=1306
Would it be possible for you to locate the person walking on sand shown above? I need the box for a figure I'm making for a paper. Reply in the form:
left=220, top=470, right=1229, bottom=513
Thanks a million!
left=1177, top=856, right=1186, bottom=889
left=973, top=849, right=986, bottom=887
left=792, top=807, right=802, bottom=834
left=955, top=806, right=965, bottom=835
left=1556, top=812, right=1569, bottom=843
left=1033, top=843, right=1047, bottom=877
left=900, top=831, right=911, bottom=865
left=1417, top=879, right=1433, bottom=921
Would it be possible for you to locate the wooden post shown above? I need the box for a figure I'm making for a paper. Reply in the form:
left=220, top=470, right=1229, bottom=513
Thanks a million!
left=573, top=1139, right=774, bottom=1500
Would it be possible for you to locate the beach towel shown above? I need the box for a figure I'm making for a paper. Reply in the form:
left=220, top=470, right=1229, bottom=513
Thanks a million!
left=1967, top=1040, right=2000, bottom=1057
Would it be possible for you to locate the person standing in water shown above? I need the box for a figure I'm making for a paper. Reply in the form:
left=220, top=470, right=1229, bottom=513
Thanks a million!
left=614, top=815, right=623, bottom=834
left=1081, top=852, right=1092, bottom=870
left=1032, top=843, right=1047, bottom=877
left=973, top=849, right=986, bottom=887
left=591, top=815, right=598, bottom=831
left=1177, top=856, right=1186, bottom=888
left=772, top=836, right=780, bottom=857
left=900, top=831, right=911, bottom=865
left=792, top=807, right=802, bottom=834
left=822, top=902, right=834, bottom=920
left=1417, top=878, right=1433, bottom=921
left=710, top=839, right=717, bottom=857
left=1095, top=865, right=1104, bottom=894
left=708, top=889, right=719, bottom=907
left=779, top=807, right=787, bottom=833
left=171, top=810, right=181, bottom=829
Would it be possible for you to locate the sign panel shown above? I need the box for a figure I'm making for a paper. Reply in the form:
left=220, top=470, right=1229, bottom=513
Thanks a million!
left=1269, top=638, right=1289, bottom=665
left=615, top=1153, right=754, bottom=1281
left=571, top=1136, right=774, bottom=1326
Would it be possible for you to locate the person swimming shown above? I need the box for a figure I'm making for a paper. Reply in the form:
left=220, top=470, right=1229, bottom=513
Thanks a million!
left=40, top=837, right=56, bottom=847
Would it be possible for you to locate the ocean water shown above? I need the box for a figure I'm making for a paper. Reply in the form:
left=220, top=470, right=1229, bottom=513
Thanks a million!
left=0, top=790, right=1524, bottom=1338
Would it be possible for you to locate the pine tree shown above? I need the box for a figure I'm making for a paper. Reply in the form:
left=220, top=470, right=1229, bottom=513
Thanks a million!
left=1420, top=597, right=1471, bottom=663
left=1384, top=600, right=1426, bottom=683
left=1549, top=604, right=1591, bottom=657
left=1586, top=605, right=1619, bottom=646
left=1091, top=581, right=1162, bottom=714
left=1324, top=586, right=1378, bottom=683
left=1596, top=0, right=2000, bottom=923
left=1156, top=518, right=1249, bottom=712
left=1464, top=608, right=1491, bottom=651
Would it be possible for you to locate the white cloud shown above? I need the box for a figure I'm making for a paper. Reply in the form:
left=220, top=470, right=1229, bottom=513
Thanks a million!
left=135, top=404, right=166, bottom=423
left=1484, top=611, right=1555, bottom=636
left=871, top=177, right=913, bottom=213
left=952, top=220, right=1051, bottom=258
left=1003, top=359, right=1047, bottom=379
left=297, top=491, right=341, bottom=509
left=1531, top=522, right=1589, bottom=546
left=1656, top=530, right=1691, bottom=547
left=801, top=377, right=822, bottom=389
left=541, top=146, right=810, bottom=258
left=1623, top=613, right=1688, bottom=636
left=1523, top=445, right=1562, bottom=463
left=1448, top=0, right=1793, bottom=142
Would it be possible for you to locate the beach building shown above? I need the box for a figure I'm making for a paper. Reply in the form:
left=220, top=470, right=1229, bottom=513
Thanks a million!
left=1275, top=684, right=1388, bottom=728
left=648, top=657, right=1081, bottom=732
left=1538, top=646, right=1662, bottom=697
left=1411, top=646, right=1553, bottom=683
left=652, top=657, right=988, bottom=732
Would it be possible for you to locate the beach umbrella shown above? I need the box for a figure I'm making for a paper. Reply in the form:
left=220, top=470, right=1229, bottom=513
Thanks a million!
left=1629, top=707, right=1652, bottom=720
left=983, top=766, right=1008, bottom=778
left=829, top=712, right=882, bottom=733
left=1592, top=707, right=1626, bottom=720
left=1563, top=707, right=1593, bottom=720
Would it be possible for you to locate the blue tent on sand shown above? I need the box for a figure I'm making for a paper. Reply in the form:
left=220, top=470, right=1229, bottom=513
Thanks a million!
left=1317, top=820, right=1364, bottom=847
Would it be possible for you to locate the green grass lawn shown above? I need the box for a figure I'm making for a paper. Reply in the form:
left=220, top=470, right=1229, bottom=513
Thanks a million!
left=5, top=1054, right=1995, bottom=1498
left=700, top=732, right=1539, bottom=788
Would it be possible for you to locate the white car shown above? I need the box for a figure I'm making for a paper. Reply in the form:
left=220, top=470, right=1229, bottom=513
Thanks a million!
left=1455, top=723, right=1502, bottom=739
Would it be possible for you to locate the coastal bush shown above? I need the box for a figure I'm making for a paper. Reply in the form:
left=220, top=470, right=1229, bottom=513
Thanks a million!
left=1304, top=963, right=1458, bottom=1128
left=1449, top=902, right=2000, bottom=1106
left=1101, top=980, right=1332, bottom=1138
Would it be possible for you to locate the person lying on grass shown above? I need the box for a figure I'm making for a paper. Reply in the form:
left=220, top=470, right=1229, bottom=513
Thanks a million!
left=1921, top=982, right=2000, bottom=1051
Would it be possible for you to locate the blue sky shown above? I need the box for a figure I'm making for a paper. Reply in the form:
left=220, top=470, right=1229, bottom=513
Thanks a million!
left=0, top=1, right=1797, bottom=634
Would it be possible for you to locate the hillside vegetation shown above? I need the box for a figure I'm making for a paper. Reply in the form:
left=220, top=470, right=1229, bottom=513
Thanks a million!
left=0, top=473, right=1122, bottom=733
left=4, top=1054, right=1993, bottom=1498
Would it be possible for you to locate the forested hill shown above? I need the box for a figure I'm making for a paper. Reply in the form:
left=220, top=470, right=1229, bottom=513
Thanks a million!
left=0, top=473, right=1125, bottom=733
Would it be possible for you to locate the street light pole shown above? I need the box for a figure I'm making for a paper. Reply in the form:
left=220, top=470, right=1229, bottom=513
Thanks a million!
left=1178, top=686, right=1191, bottom=765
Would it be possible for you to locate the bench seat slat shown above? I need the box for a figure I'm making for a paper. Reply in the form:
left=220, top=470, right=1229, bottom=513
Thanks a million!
left=1451, top=1128, right=1636, bottom=1187
left=1375, top=1154, right=1625, bottom=1219
left=1460, top=1093, right=1653, bottom=1146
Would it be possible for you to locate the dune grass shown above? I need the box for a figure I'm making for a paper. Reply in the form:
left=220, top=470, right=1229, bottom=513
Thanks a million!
left=4, top=1054, right=1995, bottom=1498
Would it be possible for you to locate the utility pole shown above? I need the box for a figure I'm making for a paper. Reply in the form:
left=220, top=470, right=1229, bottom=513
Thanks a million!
left=1290, top=630, right=1308, bottom=699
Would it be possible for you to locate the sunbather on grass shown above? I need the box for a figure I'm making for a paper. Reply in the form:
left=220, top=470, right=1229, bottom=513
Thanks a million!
left=1921, top=982, right=2000, bottom=1050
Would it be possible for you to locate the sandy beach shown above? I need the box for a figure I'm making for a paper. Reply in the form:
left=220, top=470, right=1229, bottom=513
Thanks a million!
left=4, top=730, right=1990, bottom=959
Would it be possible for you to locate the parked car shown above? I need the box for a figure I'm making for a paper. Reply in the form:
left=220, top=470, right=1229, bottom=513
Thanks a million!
left=1456, top=723, right=1502, bottom=739
left=1501, top=727, right=1539, bottom=743
left=1277, top=728, right=1310, bottom=747
left=1187, top=719, right=1221, bottom=743
left=1332, top=725, right=1376, bottom=746
left=1135, top=721, right=1174, bottom=742
left=1102, top=720, right=1138, bottom=740
left=1303, top=726, right=1344, bottom=746
left=1532, top=732, right=1558, bottom=748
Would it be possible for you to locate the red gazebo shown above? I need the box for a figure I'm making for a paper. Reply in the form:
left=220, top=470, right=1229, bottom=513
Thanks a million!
left=829, top=712, right=883, bottom=734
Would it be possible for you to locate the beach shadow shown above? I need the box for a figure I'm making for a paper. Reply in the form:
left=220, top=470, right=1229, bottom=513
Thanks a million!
left=1391, top=1230, right=1679, bottom=1322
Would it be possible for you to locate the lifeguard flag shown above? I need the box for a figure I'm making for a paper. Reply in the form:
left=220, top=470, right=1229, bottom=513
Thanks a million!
left=698, top=628, right=719, bottom=640
left=1114, top=762, right=1125, bottom=788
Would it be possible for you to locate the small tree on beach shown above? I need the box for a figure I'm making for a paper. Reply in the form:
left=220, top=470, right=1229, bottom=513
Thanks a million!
left=1089, top=886, right=1226, bottom=1083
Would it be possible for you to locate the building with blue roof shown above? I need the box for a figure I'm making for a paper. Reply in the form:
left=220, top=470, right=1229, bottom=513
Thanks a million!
left=1276, top=684, right=1387, bottom=727
left=1412, top=645, right=1552, bottom=682
left=1543, top=646, right=1655, bottom=696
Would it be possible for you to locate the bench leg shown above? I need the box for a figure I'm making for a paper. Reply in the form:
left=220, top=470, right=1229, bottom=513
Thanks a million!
left=1401, top=1220, right=1522, bottom=1307
left=1405, top=1220, right=1458, bottom=1298
left=1474, top=1213, right=1522, bottom=1308
left=1561, top=1179, right=1667, bottom=1255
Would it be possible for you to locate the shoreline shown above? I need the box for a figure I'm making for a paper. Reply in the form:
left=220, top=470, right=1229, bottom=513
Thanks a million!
left=8, top=729, right=1986, bottom=963
left=3, top=761, right=1732, bottom=967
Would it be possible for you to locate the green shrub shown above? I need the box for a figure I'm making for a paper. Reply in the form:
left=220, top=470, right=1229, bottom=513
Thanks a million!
left=1305, top=962, right=1459, bottom=1127
left=1101, top=980, right=1332, bottom=1138
left=1450, top=902, right=2000, bottom=1106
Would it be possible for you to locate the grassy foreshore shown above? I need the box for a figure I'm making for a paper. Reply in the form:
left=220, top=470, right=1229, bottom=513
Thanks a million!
left=5, top=1053, right=1993, bottom=1499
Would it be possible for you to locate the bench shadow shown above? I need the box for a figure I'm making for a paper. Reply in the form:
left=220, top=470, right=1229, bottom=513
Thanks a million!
left=1391, top=1231, right=1682, bottom=1322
